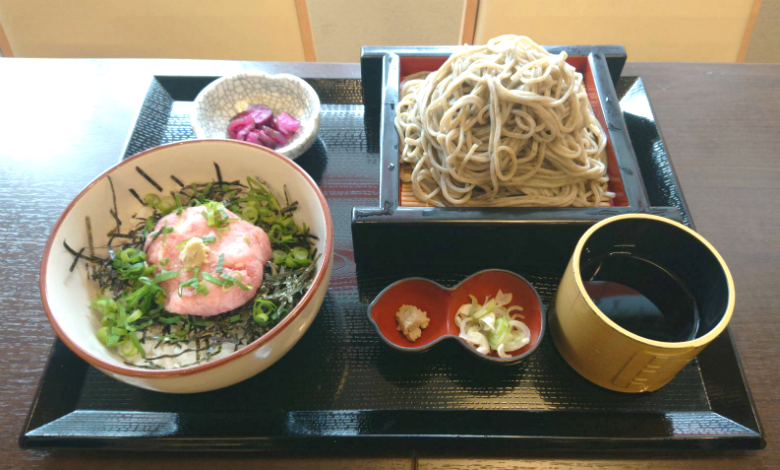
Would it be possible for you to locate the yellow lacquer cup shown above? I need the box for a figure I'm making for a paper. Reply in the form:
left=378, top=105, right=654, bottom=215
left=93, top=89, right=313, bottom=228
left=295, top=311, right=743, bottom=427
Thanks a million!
left=550, top=214, right=735, bottom=393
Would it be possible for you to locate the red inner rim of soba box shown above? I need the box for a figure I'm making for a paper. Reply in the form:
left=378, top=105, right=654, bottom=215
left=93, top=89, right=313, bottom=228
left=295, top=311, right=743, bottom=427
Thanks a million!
left=399, top=56, right=628, bottom=207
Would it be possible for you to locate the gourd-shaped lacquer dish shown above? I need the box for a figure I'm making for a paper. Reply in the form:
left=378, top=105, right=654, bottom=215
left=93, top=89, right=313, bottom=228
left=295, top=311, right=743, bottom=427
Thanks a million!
left=368, top=270, right=545, bottom=364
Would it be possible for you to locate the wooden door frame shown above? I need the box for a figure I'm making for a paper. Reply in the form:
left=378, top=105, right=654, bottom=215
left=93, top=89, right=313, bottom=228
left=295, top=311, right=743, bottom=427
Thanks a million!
left=459, top=0, right=479, bottom=45
left=0, top=19, right=13, bottom=57
left=737, top=0, right=762, bottom=62
left=294, top=0, right=317, bottom=61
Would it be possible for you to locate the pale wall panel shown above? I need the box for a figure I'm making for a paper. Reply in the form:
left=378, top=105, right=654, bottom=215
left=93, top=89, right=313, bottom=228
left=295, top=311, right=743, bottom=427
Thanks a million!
left=0, top=0, right=305, bottom=60
left=746, top=0, right=780, bottom=63
left=474, top=0, right=754, bottom=62
left=308, top=0, right=462, bottom=63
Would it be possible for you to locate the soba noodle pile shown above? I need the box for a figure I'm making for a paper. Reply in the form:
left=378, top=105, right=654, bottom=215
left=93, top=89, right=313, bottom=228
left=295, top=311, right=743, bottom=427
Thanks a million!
left=394, top=35, right=613, bottom=207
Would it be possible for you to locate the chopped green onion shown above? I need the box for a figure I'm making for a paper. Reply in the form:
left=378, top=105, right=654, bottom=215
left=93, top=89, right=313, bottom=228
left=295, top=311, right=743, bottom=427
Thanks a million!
left=292, top=247, right=309, bottom=261
left=126, top=309, right=143, bottom=324
left=144, top=194, right=161, bottom=206
left=194, top=281, right=209, bottom=296
left=284, top=253, right=298, bottom=268
left=268, top=225, right=283, bottom=243
left=216, top=254, right=225, bottom=274
left=272, top=250, right=287, bottom=264
left=158, top=195, right=177, bottom=214
left=91, top=297, right=117, bottom=315
left=128, top=332, right=146, bottom=358
left=488, top=316, right=510, bottom=349
left=202, top=272, right=229, bottom=287
left=200, top=201, right=232, bottom=228
left=119, top=248, right=145, bottom=263
left=258, top=209, right=275, bottom=224
left=242, top=206, right=259, bottom=223
left=96, top=326, right=110, bottom=345
left=220, top=272, right=251, bottom=290
left=147, top=223, right=173, bottom=241
left=120, top=341, right=138, bottom=357
left=453, top=290, right=530, bottom=358
left=288, top=247, right=312, bottom=266
left=154, top=269, right=180, bottom=284
left=473, top=299, right=497, bottom=320
left=177, top=276, right=209, bottom=297
left=229, top=314, right=242, bottom=323
left=253, top=299, right=277, bottom=325
left=159, top=315, right=182, bottom=324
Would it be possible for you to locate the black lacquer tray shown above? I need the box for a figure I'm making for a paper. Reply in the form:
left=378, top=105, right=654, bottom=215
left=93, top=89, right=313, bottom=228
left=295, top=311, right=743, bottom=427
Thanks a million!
left=20, top=73, right=765, bottom=451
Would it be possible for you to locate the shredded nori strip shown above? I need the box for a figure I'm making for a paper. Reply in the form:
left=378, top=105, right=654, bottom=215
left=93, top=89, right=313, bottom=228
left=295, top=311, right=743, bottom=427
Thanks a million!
left=107, top=176, right=122, bottom=235
left=136, top=166, right=163, bottom=192
left=63, top=240, right=105, bottom=264
left=170, top=174, right=185, bottom=187
left=69, top=247, right=85, bottom=272
left=85, top=216, right=95, bottom=258
left=128, top=188, right=146, bottom=206
left=214, top=162, right=223, bottom=185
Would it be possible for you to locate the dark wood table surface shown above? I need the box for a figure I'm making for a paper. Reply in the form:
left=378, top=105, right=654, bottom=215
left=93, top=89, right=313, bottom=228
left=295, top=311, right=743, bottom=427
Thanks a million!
left=0, top=59, right=777, bottom=469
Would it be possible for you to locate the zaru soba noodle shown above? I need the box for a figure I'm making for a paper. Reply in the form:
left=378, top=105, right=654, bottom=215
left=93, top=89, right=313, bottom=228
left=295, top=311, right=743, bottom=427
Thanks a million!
left=394, top=35, right=613, bottom=207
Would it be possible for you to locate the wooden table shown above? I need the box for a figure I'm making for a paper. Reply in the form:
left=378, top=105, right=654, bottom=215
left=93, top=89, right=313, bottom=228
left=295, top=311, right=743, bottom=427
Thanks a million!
left=0, top=59, right=777, bottom=469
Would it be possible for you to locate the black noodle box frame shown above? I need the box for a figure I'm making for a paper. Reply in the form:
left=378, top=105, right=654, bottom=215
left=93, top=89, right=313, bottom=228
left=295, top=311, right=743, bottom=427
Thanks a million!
left=352, top=45, right=684, bottom=272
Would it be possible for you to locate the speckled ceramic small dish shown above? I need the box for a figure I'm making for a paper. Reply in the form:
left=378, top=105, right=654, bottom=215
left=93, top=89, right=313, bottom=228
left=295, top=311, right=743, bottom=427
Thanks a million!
left=191, top=71, right=321, bottom=159
left=368, top=269, right=545, bottom=364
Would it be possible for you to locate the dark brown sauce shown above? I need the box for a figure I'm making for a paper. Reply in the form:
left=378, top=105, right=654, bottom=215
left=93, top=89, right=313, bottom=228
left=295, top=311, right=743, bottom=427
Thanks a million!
left=581, top=253, right=700, bottom=343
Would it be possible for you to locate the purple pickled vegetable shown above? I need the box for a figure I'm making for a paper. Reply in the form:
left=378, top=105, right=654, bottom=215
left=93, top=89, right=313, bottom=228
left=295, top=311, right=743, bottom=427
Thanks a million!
left=245, top=129, right=263, bottom=145
left=272, top=117, right=290, bottom=138
left=262, top=126, right=288, bottom=145
left=256, top=129, right=278, bottom=149
left=246, top=104, right=273, bottom=127
left=227, top=114, right=255, bottom=139
left=235, top=123, right=254, bottom=141
left=275, top=112, right=300, bottom=135
left=226, top=104, right=299, bottom=148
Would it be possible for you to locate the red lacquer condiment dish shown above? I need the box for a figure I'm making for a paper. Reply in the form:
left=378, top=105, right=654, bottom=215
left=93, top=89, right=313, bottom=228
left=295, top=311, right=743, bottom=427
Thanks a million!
left=368, top=269, right=546, bottom=365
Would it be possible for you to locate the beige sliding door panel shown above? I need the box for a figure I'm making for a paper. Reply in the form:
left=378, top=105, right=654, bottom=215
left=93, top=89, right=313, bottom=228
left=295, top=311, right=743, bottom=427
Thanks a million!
left=308, top=0, right=463, bottom=63
left=473, top=0, right=755, bottom=62
left=0, top=0, right=315, bottom=60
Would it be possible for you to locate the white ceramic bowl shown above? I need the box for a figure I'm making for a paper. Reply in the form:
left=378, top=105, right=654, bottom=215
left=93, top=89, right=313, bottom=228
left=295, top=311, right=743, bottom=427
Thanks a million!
left=40, top=140, right=333, bottom=393
left=191, top=72, right=321, bottom=159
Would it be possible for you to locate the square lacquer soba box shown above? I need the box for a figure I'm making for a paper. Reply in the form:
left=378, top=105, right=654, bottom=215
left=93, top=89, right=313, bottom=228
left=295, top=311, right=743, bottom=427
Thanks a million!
left=352, top=44, right=682, bottom=273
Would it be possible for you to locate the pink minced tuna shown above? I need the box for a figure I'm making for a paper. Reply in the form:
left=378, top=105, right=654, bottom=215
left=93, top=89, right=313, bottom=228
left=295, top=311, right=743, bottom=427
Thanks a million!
left=144, top=206, right=272, bottom=316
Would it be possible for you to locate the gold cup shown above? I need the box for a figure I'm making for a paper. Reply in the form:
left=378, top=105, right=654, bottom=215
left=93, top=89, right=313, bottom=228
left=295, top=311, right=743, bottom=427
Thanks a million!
left=550, top=214, right=735, bottom=393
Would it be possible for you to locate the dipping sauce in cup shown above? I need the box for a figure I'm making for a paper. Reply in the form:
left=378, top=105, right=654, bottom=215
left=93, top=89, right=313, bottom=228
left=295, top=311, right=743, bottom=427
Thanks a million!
left=550, top=214, right=735, bottom=393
